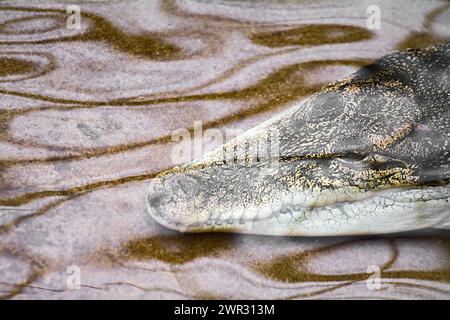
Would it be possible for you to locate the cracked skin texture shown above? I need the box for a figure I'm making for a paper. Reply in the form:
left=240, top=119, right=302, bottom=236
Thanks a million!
left=147, top=43, right=450, bottom=236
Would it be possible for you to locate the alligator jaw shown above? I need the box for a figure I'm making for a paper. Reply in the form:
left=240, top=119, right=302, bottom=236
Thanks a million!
left=146, top=157, right=450, bottom=236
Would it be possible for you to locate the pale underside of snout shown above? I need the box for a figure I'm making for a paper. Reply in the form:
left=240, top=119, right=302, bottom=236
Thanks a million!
left=147, top=181, right=450, bottom=236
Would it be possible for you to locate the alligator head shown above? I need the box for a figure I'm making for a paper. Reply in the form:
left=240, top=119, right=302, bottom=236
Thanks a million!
left=147, top=43, right=450, bottom=236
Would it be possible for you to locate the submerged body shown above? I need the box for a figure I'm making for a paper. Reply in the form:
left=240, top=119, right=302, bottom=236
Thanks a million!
left=147, top=43, right=450, bottom=236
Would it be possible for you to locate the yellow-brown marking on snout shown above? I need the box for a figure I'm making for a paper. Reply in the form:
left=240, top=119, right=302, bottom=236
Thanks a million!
left=370, top=122, right=414, bottom=151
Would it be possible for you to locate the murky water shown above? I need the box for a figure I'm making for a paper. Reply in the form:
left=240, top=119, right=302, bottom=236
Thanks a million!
left=0, top=0, right=449, bottom=299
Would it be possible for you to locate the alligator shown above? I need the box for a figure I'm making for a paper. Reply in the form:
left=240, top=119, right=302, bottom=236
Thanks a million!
left=147, top=42, right=450, bottom=236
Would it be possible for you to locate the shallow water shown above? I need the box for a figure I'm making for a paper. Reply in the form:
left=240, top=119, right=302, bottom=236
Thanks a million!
left=0, top=0, right=449, bottom=299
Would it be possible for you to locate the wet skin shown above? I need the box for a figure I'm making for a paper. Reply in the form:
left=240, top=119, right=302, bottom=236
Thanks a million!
left=147, top=43, right=450, bottom=236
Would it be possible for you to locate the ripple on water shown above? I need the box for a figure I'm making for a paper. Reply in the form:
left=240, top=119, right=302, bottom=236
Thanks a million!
left=0, top=9, right=88, bottom=43
left=0, top=52, right=55, bottom=82
left=0, top=246, right=46, bottom=299
left=0, top=14, right=65, bottom=35
left=250, top=24, right=373, bottom=48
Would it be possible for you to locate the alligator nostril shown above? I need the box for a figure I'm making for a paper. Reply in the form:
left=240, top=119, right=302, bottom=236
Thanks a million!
left=147, top=192, right=166, bottom=209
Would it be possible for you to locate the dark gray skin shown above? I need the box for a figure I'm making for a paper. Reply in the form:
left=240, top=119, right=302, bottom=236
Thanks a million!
left=147, top=43, right=450, bottom=236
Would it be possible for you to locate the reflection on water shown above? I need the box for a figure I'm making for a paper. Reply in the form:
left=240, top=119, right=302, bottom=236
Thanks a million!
left=0, top=57, right=35, bottom=76
left=249, top=24, right=373, bottom=47
left=0, top=0, right=449, bottom=299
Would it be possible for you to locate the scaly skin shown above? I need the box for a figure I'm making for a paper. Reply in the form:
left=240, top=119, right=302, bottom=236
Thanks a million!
left=147, top=43, right=450, bottom=236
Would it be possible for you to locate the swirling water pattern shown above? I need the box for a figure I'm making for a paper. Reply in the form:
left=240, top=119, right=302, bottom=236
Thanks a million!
left=0, top=0, right=449, bottom=299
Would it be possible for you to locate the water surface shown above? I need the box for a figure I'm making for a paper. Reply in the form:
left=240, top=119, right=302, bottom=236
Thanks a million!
left=0, top=0, right=449, bottom=299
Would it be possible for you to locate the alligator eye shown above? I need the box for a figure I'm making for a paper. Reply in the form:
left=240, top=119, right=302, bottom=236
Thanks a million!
left=362, top=154, right=406, bottom=169
left=335, top=152, right=406, bottom=170
left=362, top=154, right=388, bottom=164
left=334, top=152, right=367, bottom=166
